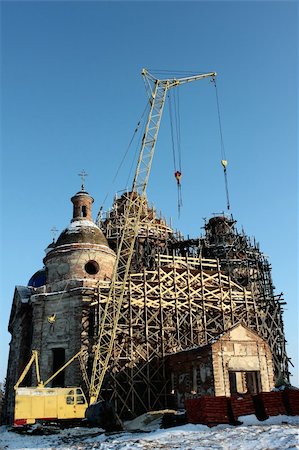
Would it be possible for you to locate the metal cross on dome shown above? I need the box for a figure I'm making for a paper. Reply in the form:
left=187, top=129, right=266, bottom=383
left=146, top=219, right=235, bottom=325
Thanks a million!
left=79, top=169, right=88, bottom=191
left=51, top=226, right=58, bottom=242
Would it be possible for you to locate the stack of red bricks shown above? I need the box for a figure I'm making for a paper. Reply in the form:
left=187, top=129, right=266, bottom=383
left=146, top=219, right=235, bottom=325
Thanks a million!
left=283, top=389, right=299, bottom=415
left=185, top=391, right=299, bottom=427
left=229, top=394, right=256, bottom=421
left=185, top=396, right=230, bottom=427
left=256, top=391, right=287, bottom=417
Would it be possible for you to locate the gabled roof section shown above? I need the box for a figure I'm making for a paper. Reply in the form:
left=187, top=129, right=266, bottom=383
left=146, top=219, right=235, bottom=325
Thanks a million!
left=8, top=286, right=32, bottom=332
left=15, top=285, right=32, bottom=302
left=166, top=322, right=269, bottom=363
left=212, top=322, right=267, bottom=345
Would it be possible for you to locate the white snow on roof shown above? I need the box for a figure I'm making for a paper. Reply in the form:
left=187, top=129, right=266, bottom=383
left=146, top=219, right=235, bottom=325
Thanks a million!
left=64, top=220, right=99, bottom=233
left=15, top=286, right=31, bottom=303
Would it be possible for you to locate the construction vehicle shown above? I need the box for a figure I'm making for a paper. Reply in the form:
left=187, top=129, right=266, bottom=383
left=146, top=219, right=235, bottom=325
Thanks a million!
left=14, top=350, right=88, bottom=426
left=14, top=68, right=216, bottom=428
left=14, top=387, right=88, bottom=427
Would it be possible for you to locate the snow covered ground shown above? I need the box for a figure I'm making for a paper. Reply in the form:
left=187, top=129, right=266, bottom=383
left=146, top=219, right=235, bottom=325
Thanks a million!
left=0, top=415, right=298, bottom=450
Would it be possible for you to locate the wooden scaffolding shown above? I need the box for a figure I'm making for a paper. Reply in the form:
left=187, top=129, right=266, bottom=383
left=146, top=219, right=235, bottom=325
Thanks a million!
left=90, top=195, right=289, bottom=418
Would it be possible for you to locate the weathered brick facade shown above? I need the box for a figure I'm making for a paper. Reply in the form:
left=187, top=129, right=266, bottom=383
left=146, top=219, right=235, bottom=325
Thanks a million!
left=4, top=189, right=115, bottom=422
left=4, top=189, right=284, bottom=423
left=167, top=324, right=274, bottom=409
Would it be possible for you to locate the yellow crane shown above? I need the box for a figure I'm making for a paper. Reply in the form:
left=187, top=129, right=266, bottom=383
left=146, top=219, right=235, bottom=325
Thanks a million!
left=88, top=68, right=217, bottom=405
left=13, top=68, right=216, bottom=428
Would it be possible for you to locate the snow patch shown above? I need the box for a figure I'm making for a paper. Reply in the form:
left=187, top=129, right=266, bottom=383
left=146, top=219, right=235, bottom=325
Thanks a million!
left=64, top=220, right=99, bottom=233
left=1, top=417, right=299, bottom=449
left=238, top=414, right=299, bottom=426
left=124, top=410, right=177, bottom=432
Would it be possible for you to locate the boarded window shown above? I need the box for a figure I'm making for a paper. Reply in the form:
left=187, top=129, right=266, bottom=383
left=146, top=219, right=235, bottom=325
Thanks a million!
left=246, top=371, right=261, bottom=395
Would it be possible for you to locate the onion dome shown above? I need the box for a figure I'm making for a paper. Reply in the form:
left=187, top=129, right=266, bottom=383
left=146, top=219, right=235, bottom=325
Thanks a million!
left=28, top=269, right=46, bottom=287
left=55, top=218, right=108, bottom=247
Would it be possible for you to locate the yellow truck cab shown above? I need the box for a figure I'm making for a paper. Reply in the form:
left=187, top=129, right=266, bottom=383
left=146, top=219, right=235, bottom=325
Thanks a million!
left=14, top=387, right=88, bottom=426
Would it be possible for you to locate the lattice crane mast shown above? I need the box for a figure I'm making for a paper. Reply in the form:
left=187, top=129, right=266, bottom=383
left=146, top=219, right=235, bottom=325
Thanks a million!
left=89, top=68, right=217, bottom=405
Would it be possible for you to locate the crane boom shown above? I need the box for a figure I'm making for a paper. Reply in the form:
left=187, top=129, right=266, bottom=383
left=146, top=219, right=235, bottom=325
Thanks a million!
left=14, top=349, right=88, bottom=390
left=14, top=350, right=41, bottom=390
left=89, top=68, right=216, bottom=404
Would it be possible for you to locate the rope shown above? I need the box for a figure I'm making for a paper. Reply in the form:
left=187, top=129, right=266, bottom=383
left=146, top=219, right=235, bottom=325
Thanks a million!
left=212, top=77, right=231, bottom=211
left=98, top=101, right=149, bottom=216
left=168, top=93, right=177, bottom=171
left=213, top=79, right=226, bottom=161
left=169, top=90, right=183, bottom=217
left=148, top=69, right=213, bottom=77
left=174, top=88, right=182, bottom=172
left=126, top=111, right=147, bottom=188
left=223, top=169, right=230, bottom=211
left=177, top=183, right=183, bottom=218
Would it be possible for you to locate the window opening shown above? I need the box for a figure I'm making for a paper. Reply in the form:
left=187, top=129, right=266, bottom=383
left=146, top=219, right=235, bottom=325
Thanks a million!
left=229, top=371, right=261, bottom=395
left=65, top=388, right=86, bottom=405
left=85, top=260, right=100, bottom=275
left=81, top=206, right=87, bottom=217
left=229, top=372, right=237, bottom=395
left=66, top=395, right=74, bottom=405
left=246, top=371, right=261, bottom=394
left=52, top=348, right=65, bottom=387
left=77, top=396, right=85, bottom=404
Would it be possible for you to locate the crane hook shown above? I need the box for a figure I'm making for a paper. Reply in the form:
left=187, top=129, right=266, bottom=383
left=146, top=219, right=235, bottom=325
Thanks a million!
left=48, top=314, right=57, bottom=324
left=174, top=170, right=182, bottom=185
left=221, top=159, right=228, bottom=169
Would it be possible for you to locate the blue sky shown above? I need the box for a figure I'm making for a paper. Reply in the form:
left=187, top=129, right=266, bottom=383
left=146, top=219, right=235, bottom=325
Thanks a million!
left=1, top=1, right=298, bottom=385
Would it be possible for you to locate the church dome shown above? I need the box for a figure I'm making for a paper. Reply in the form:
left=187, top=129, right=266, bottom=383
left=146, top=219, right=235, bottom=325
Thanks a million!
left=53, top=188, right=109, bottom=248
left=28, top=269, right=46, bottom=287
left=44, top=240, right=56, bottom=255
left=43, top=183, right=116, bottom=286
left=55, top=219, right=108, bottom=247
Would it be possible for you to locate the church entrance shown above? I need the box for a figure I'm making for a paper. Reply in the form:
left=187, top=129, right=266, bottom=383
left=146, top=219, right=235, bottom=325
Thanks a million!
left=52, top=348, right=65, bottom=387
left=229, top=370, right=261, bottom=395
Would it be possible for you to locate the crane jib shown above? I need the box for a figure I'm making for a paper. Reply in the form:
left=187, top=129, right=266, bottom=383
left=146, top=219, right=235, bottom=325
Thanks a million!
left=88, top=68, right=217, bottom=405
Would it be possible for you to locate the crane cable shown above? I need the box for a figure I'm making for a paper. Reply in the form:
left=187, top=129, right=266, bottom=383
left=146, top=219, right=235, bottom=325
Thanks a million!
left=168, top=89, right=183, bottom=217
left=211, top=77, right=231, bottom=211
left=47, top=248, right=86, bottom=324
left=96, top=101, right=150, bottom=224
left=174, top=88, right=183, bottom=215
left=126, top=107, right=148, bottom=189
